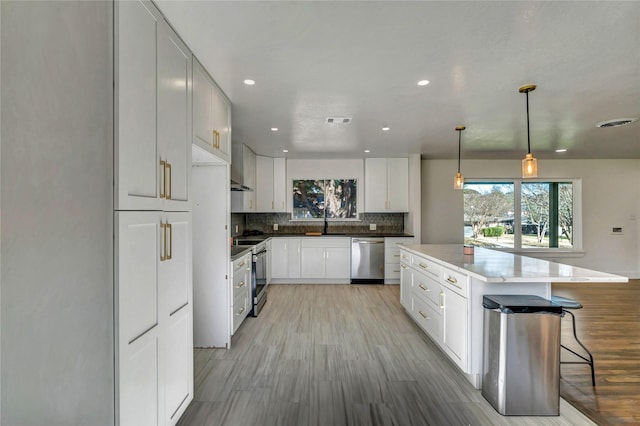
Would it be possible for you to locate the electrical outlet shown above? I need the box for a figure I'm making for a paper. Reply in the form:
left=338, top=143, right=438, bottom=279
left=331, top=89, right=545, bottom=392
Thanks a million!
left=611, top=227, right=623, bottom=235
left=370, top=223, right=377, bottom=231
left=273, top=223, right=279, bottom=231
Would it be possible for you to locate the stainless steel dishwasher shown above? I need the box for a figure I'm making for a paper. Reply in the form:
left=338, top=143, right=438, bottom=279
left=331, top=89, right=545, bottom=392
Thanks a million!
left=351, top=237, right=385, bottom=284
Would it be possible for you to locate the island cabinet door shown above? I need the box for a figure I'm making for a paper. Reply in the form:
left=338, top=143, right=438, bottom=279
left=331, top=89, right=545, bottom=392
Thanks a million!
left=270, top=238, right=289, bottom=278
left=399, top=259, right=412, bottom=310
left=442, top=285, right=468, bottom=371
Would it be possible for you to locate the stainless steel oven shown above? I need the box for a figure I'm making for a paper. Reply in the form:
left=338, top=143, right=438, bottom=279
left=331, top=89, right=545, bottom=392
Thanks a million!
left=252, top=241, right=268, bottom=316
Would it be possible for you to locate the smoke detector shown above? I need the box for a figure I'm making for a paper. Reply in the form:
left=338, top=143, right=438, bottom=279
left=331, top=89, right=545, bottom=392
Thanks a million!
left=325, top=117, right=352, bottom=124
left=595, top=118, right=637, bottom=128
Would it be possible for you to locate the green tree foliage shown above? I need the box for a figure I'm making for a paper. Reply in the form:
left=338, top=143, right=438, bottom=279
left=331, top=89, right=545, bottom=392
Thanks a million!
left=521, top=183, right=549, bottom=243
left=464, top=185, right=513, bottom=238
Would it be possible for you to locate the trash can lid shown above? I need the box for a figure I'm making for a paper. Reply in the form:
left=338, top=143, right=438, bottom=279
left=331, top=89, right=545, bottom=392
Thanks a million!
left=483, top=295, right=563, bottom=314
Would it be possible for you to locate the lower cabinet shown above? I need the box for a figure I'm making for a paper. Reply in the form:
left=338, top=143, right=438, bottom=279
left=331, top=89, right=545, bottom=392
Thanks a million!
left=384, top=237, right=414, bottom=283
left=116, top=211, right=193, bottom=426
left=231, top=252, right=252, bottom=333
left=400, top=248, right=470, bottom=375
left=300, top=238, right=350, bottom=280
left=271, top=238, right=301, bottom=279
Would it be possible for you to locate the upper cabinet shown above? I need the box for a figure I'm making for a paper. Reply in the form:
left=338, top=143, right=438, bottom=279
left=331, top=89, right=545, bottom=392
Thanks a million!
left=116, top=0, right=191, bottom=212
left=192, top=57, right=231, bottom=163
left=364, top=158, right=409, bottom=212
left=256, top=156, right=287, bottom=212
left=230, top=144, right=256, bottom=212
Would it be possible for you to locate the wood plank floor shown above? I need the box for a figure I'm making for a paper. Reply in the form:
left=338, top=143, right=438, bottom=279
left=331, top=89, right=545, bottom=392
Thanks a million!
left=553, top=279, right=640, bottom=425
left=179, top=284, right=592, bottom=426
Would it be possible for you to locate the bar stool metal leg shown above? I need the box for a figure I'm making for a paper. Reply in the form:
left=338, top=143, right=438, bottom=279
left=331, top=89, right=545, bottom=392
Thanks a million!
left=561, top=309, right=596, bottom=386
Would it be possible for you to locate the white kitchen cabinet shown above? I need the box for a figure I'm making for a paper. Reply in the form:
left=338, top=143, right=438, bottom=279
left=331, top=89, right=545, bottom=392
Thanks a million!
left=300, top=238, right=351, bottom=280
left=270, top=238, right=301, bottom=279
left=442, top=285, right=468, bottom=370
left=273, top=158, right=287, bottom=212
left=256, top=156, right=287, bottom=212
left=116, top=211, right=192, bottom=426
left=192, top=57, right=231, bottom=163
left=400, top=258, right=412, bottom=310
left=384, top=237, right=414, bottom=284
left=231, top=252, right=252, bottom=333
left=116, top=0, right=191, bottom=212
left=231, top=144, right=257, bottom=212
left=364, top=158, right=409, bottom=212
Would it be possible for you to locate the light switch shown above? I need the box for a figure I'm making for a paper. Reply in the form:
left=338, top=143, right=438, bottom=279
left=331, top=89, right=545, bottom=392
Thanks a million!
left=370, top=223, right=377, bottom=231
left=273, top=223, right=279, bottom=231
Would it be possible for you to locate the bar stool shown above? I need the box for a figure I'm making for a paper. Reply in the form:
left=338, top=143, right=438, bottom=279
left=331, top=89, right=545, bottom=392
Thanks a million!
left=551, top=295, right=596, bottom=386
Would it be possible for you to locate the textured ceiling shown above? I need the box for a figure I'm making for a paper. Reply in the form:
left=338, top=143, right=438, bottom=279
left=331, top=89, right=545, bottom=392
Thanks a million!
left=156, top=1, right=640, bottom=160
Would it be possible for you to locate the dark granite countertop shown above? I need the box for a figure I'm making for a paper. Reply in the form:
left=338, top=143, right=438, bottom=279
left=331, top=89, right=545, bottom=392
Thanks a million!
left=230, top=246, right=253, bottom=261
left=233, top=233, right=414, bottom=242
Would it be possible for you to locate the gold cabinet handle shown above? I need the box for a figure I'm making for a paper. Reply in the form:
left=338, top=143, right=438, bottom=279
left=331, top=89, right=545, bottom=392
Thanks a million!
left=236, top=307, right=245, bottom=316
left=418, top=263, right=428, bottom=270
left=282, top=201, right=285, bottom=209
left=401, top=254, right=408, bottom=259
left=400, top=264, right=407, bottom=269
left=418, top=310, right=428, bottom=319
left=393, top=254, right=400, bottom=257
left=166, top=222, right=172, bottom=260
left=238, top=261, right=245, bottom=268
left=160, top=222, right=167, bottom=261
left=249, top=199, right=253, bottom=209
left=160, top=160, right=166, bottom=198
left=165, top=162, right=172, bottom=200
left=236, top=281, right=245, bottom=288
left=419, top=283, right=428, bottom=292
left=439, top=291, right=444, bottom=308
left=446, top=276, right=457, bottom=285
left=272, top=201, right=274, bottom=210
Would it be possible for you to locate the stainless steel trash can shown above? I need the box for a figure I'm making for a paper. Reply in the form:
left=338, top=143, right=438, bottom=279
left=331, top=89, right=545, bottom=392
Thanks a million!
left=482, top=295, right=563, bottom=416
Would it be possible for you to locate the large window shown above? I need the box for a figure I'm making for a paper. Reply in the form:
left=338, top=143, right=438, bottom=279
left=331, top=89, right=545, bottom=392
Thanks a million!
left=292, top=179, right=358, bottom=219
left=464, top=180, right=580, bottom=251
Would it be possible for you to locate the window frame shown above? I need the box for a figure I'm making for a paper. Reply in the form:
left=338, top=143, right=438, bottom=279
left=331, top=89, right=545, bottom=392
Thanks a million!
left=463, top=178, right=583, bottom=255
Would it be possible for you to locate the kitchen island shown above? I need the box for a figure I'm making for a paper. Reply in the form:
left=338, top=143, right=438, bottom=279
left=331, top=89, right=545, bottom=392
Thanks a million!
left=399, top=244, right=628, bottom=389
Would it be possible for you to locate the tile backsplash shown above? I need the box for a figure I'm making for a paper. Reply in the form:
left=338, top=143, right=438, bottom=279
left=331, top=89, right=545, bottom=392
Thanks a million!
left=232, top=212, right=405, bottom=236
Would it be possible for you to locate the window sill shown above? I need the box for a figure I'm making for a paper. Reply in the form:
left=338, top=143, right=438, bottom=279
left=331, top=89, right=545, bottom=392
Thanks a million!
left=491, top=248, right=585, bottom=259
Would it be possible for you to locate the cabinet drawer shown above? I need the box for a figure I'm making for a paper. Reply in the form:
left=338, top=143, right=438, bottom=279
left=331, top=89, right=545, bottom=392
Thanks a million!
left=384, top=262, right=402, bottom=280
left=411, top=255, right=440, bottom=279
left=412, top=269, right=442, bottom=308
left=412, top=295, right=442, bottom=341
left=233, top=254, right=251, bottom=275
left=232, top=293, right=248, bottom=333
left=232, top=272, right=249, bottom=300
left=440, top=266, right=469, bottom=297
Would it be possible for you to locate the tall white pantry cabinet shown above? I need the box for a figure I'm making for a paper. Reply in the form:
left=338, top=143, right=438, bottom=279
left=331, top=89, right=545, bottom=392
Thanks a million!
left=115, top=1, right=193, bottom=426
left=2, top=1, right=194, bottom=425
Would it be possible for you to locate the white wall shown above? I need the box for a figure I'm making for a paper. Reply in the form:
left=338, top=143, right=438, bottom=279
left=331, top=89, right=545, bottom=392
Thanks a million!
left=422, top=159, right=640, bottom=277
left=287, top=159, right=364, bottom=215
left=1, top=2, right=114, bottom=423
left=406, top=154, right=422, bottom=242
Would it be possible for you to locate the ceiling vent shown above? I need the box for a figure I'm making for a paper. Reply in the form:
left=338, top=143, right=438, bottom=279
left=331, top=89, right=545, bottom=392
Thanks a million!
left=595, top=118, right=638, bottom=128
left=325, top=117, right=352, bottom=124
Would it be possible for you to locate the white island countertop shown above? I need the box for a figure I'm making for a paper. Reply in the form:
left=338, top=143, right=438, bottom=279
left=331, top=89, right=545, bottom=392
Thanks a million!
left=401, top=244, right=628, bottom=283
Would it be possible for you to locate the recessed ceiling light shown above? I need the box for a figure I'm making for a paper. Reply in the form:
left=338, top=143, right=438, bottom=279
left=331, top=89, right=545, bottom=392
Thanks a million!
left=271, top=127, right=278, bottom=132
left=555, top=149, right=567, bottom=153
left=282, top=149, right=288, bottom=153
left=364, top=149, right=370, bottom=153
left=382, top=126, right=390, bottom=131
left=417, top=80, right=430, bottom=86
left=595, top=118, right=637, bottom=128
left=243, top=79, right=255, bottom=85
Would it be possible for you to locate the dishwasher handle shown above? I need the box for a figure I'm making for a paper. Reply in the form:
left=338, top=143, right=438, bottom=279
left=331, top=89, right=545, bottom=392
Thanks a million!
left=352, top=239, right=384, bottom=244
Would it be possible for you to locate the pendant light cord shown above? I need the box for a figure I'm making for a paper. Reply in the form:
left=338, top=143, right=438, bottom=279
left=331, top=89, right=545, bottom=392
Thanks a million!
left=526, top=91, right=531, bottom=154
left=457, top=130, right=462, bottom=172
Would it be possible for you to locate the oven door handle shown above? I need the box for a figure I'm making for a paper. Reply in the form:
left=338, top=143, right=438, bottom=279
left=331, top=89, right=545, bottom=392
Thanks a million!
left=255, top=249, right=268, bottom=257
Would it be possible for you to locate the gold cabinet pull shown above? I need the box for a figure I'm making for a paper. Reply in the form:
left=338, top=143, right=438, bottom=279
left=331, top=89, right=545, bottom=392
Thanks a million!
left=418, top=310, right=428, bottom=319
left=419, top=283, right=428, bottom=292
left=446, top=276, right=457, bottom=285
left=418, top=262, right=428, bottom=270
left=212, top=130, right=220, bottom=149
left=249, top=199, right=253, bottom=209
left=272, top=201, right=274, bottom=210
left=236, top=281, right=245, bottom=288
left=238, top=261, right=245, bottom=268
left=401, top=264, right=407, bottom=269
left=160, top=160, right=166, bottom=198
left=166, top=222, right=173, bottom=260
left=282, top=201, right=285, bottom=209
left=439, top=291, right=444, bottom=308
left=160, top=222, right=167, bottom=261
left=236, top=307, right=245, bottom=316
left=165, top=162, right=172, bottom=200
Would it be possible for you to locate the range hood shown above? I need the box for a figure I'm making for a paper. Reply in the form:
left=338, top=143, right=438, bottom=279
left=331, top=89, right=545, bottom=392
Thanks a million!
left=230, top=143, right=255, bottom=192
left=230, top=179, right=253, bottom=192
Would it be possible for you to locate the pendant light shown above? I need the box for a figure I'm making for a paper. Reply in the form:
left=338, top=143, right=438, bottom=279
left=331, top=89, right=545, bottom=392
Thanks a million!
left=519, top=84, right=538, bottom=178
left=453, top=125, right=465, bottom=190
